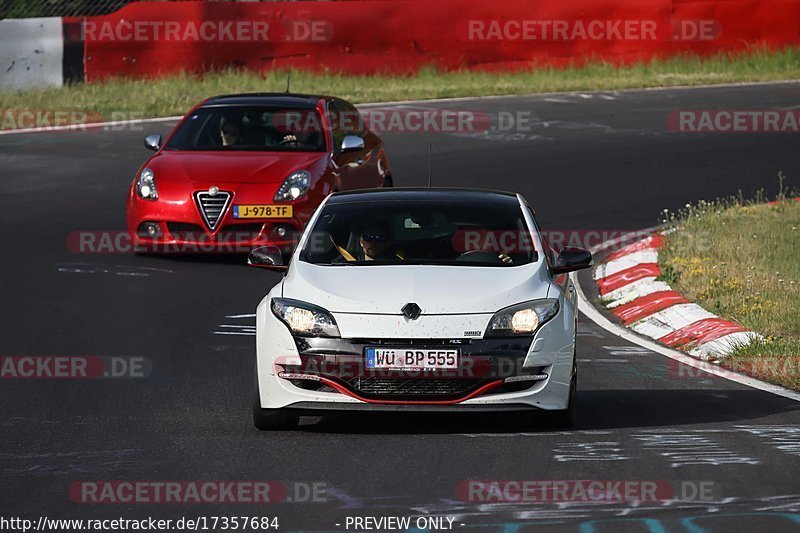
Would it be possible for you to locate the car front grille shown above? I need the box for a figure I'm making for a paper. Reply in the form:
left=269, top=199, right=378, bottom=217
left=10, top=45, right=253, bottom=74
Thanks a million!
left=195, top=191, right=231, bottom=230
left=344, top=376, right=485, bottom=399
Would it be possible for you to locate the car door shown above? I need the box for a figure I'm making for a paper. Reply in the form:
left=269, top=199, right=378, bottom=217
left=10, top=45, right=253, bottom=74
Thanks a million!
left=328, top=98, right=377, bottom=190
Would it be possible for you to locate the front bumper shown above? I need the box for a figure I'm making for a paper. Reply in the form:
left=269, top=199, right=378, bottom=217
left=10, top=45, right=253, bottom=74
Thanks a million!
left=126, top=186, right=313, bottom=253
left=256, top=301, right=576, bottom=411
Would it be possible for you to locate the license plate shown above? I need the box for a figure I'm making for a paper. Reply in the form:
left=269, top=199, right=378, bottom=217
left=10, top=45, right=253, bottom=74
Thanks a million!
left=232, top=205, right=293, bottom=219
left=365, top=347, right=459, bottom=370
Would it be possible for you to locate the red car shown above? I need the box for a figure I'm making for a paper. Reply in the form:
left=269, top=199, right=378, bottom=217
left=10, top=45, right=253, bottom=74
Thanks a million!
left=126, top=93, right=392, bottom=252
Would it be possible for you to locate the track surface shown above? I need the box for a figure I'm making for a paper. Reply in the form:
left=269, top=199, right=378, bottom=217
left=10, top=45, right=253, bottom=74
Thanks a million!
left=2, top=82, right=800, bottom=532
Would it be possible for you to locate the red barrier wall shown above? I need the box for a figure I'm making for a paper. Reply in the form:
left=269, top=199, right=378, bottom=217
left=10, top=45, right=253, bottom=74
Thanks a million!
left=82, top=0, right=800, bottom=82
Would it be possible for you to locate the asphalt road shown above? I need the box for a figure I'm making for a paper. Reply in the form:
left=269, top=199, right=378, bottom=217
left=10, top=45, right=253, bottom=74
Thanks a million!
left=1, top=82, right=799, bottom=532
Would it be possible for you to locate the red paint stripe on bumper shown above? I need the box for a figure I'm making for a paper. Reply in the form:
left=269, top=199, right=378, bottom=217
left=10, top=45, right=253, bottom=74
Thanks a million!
left=314, top=376, right=507, bottom=405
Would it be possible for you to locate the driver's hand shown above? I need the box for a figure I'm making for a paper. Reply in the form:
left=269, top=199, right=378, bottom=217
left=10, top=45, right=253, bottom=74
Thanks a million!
left=498, top=253, right=513, bottom=264
left=282, top=134, right=297, bottom=143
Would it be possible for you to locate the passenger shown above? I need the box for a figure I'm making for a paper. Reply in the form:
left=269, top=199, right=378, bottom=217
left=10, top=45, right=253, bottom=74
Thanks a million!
left=220, top=121, right=242, bottom=146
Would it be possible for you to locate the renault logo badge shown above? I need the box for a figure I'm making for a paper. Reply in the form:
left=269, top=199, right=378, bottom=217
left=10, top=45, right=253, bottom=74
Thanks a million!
left=401, top=302, right=422, bottom=320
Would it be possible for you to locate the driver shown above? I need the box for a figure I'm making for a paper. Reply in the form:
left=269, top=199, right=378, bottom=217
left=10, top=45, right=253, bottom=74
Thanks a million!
left=358, top=222, right=394, bottom=261
left=220, top=121, right=242, bottom=146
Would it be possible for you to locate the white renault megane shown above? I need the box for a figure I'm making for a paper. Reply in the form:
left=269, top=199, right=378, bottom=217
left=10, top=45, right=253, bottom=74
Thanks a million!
left=249, top=188, right=592, bottom=429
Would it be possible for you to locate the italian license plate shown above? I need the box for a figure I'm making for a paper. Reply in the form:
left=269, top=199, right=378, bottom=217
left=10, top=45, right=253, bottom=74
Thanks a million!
left=232, top=205, right=293, bottom=219
left=365, top=347, right=459, bottom=370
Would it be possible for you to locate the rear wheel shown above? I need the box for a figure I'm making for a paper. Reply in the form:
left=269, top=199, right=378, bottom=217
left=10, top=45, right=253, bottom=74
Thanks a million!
left=252, top=371, right=298, bottom=431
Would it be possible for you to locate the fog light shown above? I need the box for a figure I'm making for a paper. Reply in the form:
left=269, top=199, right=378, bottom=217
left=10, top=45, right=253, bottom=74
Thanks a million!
left=271, top=224, right=296, bottom=241
left=137, top=222, right=162, bottom=239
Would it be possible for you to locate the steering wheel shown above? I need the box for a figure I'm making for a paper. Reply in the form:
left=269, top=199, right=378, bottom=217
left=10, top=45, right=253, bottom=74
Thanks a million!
left=279, top=134, right=300, bottom=147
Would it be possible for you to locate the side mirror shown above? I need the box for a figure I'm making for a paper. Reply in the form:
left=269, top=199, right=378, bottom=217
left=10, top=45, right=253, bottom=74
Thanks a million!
left=552, top=246, right=593, bottom=274
left=340, top=135, right=365, bottom=153
left=144, top=133, right=162, bottom=152
left=248, top=246, right=287, bottom=271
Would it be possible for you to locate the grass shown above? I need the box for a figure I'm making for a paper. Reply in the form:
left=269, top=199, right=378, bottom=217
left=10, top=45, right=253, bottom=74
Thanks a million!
left=1, top=47, right=800, bottom=128
left=659, top=179, right=800, bottom=389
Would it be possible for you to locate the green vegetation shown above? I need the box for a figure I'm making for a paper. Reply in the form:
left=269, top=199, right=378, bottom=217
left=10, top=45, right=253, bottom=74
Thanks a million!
left=1, top=47, right=799, bottom=128
left=660, top=179, right=800, bottom=389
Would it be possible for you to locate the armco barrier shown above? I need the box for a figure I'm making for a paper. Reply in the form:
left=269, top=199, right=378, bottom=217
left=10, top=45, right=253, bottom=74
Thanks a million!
left=78, top=0, right=800, bottom=82
left=0, top=17, right=64, bottom=90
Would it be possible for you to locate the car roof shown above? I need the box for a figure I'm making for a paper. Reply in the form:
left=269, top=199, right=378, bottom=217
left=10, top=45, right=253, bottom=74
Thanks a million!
left=200, top=93, right=326, bottom=109
left=328, top=187, right=520, bottom=205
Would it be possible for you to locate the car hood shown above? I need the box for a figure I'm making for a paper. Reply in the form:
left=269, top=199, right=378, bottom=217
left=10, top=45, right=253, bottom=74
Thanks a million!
left=148, top=150, right=325, bottom=185
left=283, top=261, right=551, bottom=314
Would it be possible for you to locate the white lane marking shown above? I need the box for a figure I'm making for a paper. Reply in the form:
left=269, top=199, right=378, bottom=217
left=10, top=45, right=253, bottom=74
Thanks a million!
left=553, top=441, right=628, bottom=462
left=4, top=80, right=799, bottom=136
left=632, top=433, right=760, bottom=467
left=215, top=313, right=256, bottom=336
left=56, top=262, right=174, bottom=277
left=601, top=346, right=652, bottom=356
left=573, top=228, right=800, bottom=402
left=734, top=425, right=800, bottom=457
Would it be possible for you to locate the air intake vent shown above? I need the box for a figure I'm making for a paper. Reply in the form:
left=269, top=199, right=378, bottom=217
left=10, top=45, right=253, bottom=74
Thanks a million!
left=195, top=191, right=231, bottom=230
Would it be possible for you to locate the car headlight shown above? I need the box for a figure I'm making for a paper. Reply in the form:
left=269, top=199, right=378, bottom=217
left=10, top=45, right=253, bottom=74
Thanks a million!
left=271, top=297, right=340, bottom=337
left=274, top=170, right=311, bottom=202
left=485, top=299, right=559, bottom=337
left=136, top=167, right=158, bottom=200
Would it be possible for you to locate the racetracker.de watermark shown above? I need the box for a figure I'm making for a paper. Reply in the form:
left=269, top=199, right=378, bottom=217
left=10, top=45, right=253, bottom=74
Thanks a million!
left=464, top=19, right=720, bottom=41
left=670, top=356, right=800, bottom=381
left=82, top=19, right=332, bottom=43
left=69, top=481, right=329, bottom=504
left=0, top=356, right=151, bottom=379
left=669, top=110, right=800, bottom=133
left=458, top=480, right=719, bottom=503
left=1, top=109, right=148, bottom=132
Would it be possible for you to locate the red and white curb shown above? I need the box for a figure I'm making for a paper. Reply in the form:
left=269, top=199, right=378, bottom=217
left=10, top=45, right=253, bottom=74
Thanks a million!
left=593, top=233, right=759, bottom=360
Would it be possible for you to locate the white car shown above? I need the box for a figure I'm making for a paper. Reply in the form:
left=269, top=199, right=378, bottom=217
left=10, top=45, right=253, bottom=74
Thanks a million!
left=249, top=188, right=592, bottom=430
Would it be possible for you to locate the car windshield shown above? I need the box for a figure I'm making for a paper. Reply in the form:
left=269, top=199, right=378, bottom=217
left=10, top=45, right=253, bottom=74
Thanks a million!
left=300, top=198, right=541, bottom=266
left=164, top=106, right=326, bottom=152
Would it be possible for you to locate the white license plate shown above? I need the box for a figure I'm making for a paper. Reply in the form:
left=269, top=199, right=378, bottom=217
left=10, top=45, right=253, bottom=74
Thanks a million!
left=365, top=347, right=459, bottom=370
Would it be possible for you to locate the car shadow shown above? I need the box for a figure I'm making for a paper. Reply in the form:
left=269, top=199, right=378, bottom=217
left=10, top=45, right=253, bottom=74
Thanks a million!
left=136, top=252, right=250, bottom=266
left=294, top=388, right=799, bottom=434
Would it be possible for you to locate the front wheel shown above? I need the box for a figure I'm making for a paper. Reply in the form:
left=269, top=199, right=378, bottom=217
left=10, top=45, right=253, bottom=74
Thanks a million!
left=252, top=372, right=298, bottom=431
left=549, top=364, right=577, bottom=428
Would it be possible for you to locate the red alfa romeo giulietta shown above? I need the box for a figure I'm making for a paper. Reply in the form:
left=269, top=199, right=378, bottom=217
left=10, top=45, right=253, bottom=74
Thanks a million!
left=126, top=93, right=392, bottom=252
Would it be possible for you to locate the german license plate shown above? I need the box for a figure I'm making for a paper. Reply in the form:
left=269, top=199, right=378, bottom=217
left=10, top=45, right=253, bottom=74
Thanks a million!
left=232, top=205, right=293, bottom=219
left=365, top=347, right=459, bottom=370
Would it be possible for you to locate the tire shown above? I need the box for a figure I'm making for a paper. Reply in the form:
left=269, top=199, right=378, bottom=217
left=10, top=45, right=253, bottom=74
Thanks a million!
left=252, top=372, right=298, bottom=431
left=382, top=175, right=394, bottom=188
left=549, top=364, right=577, bottom=429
